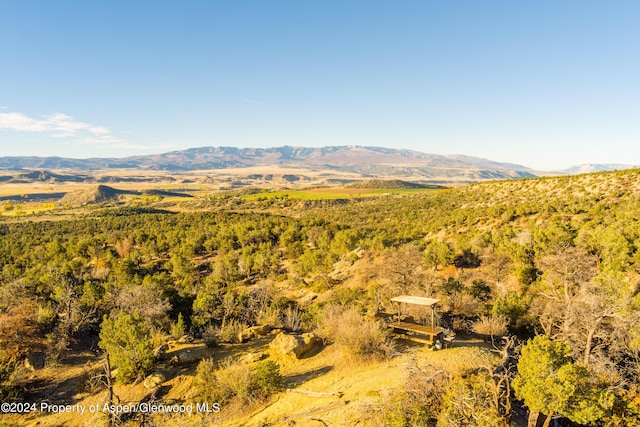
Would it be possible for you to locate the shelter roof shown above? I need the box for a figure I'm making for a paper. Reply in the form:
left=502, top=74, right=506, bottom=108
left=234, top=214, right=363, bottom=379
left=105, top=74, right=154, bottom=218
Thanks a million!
left=390, top=295, right=440, bottom=306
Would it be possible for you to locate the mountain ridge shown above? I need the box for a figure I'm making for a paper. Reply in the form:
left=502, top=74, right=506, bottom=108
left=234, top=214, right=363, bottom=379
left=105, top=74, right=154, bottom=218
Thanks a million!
left=557, top=163, right=639, bottom=175
left=0, top=145, right=535, bottom=173
left=0, top=145, right=635, bottom=183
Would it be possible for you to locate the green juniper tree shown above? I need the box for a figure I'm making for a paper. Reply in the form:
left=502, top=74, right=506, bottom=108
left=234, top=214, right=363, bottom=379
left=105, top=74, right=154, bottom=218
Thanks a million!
left=513, top=335, right=614, bottom=427
left=98, top=311, right=154, bottom=383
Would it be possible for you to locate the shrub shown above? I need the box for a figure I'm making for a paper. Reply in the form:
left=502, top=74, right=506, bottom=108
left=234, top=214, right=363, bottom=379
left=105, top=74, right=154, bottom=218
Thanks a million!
left=253, top=360, right=284, bottom=397
left=330, top=287, right=365, bottom=306
left=282, top=306, right=303, bottom=332
left=35, top=303, right=57, bottom=332
left=0, top=300, right=40, bottom=360
left=257, top=306, right=281, bottom=327
left=149, top=327, right=170, bottom=350
left=45, top=329, right=69, bottom=367
left=170, top=312, right=187, bottom=339
left=193, top=357, right=246, bottom=404
left=472, top=315, right=509, bottom=343
left=380, top=361, right=449, bottom=426
left=0, top=358, right=17, bottom=399
left=468, top=279, right=492, bottom=302
left=216, top=319, right=247, bottom=344
left=492, top=292, right=532, bottom=333
left=192, top=358, right=283, bottom=405
left=213, top=357, right=254, bottom=403
left=80, top=366, right=107, bottom=394
left=439, top=373, right=506, bottom=427
left=201, top=324, right=219, bottom=348
left=516, top=266, right=540, bottom=285
left=316, top=305, right=395, bottom=360
left=455, top=293, right=481, bottom=317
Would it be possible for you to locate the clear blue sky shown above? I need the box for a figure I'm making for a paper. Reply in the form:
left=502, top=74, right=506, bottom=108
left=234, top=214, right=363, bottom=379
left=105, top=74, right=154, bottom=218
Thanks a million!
left=1, top=1, right=639, bottom=170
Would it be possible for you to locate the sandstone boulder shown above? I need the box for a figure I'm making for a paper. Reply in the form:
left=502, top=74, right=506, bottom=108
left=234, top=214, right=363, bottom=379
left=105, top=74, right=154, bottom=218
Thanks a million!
left=144, top=372, right=166, bottom=389
left=240, top=352, right=267, bottom=364
left=171, top=349, right=201, bottom=366
left=269, top=332, right=320, bottom=359
left=238, top=325, right=272, bottom=343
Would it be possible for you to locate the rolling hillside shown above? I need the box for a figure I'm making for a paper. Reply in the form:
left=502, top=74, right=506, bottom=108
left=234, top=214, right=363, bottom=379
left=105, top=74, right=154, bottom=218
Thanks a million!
left=2, top=168, right=640, bottom=426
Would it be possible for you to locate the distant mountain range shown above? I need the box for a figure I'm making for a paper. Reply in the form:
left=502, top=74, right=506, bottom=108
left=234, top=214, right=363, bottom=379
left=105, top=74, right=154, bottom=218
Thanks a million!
left=0, top=146, right=636, bottom=183
left=557, top=163, right=638, bottom=174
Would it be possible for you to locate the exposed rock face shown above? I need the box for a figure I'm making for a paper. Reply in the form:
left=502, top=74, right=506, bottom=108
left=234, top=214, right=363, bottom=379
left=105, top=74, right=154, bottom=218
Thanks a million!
left=269, top=332, right=320, bottom=359
left=170, top=349, right=200, bottom=366
left=240, top=352, right=267, bottom=364
left=177, top=334, right=194, bottom=343
left=144, top=372, right=166, bottom=389
left=154, top=344, right=169, bottom=360
left=238, top=325, right=272, bottom=343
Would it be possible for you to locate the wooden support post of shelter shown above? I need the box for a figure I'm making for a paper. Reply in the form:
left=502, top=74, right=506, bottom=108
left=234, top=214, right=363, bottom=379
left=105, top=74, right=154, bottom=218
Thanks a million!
left=390, top=295, right=440, bottom=327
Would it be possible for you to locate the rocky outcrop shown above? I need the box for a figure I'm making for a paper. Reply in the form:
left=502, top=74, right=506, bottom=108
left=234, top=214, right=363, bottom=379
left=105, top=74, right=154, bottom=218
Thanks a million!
left=154, top=344, right=169, bottom=360
left=269, top=332, right=320, bottom=359
left=238, top=325, right=272, bottom=343
left=240, top=352, right=267, bottom=364
left=144, top=372, right=166, bottom=389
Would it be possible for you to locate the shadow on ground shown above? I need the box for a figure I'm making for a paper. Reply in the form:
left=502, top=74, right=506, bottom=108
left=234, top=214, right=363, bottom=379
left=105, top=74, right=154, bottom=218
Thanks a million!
left=285, top=365, right=334, bottom=388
